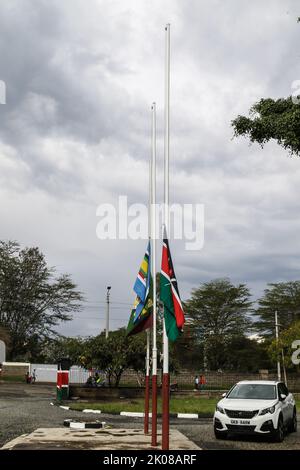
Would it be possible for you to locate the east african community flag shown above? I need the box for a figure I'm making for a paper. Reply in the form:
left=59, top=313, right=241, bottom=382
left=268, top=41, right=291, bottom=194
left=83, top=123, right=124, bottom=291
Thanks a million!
left=126, top=241, right=153, bottom=336
left=160, top=229, right=185, bottom=341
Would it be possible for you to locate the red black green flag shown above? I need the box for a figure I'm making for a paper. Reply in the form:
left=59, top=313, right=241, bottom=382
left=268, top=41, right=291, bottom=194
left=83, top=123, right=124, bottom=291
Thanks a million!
left=160, top=229, right=185, bottom=341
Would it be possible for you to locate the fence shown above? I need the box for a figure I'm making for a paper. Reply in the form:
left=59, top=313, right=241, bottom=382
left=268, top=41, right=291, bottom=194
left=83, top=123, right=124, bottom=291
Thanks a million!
left=29, top=364, right=92, bottom=384
left=3, top=363, right=300, bottom=391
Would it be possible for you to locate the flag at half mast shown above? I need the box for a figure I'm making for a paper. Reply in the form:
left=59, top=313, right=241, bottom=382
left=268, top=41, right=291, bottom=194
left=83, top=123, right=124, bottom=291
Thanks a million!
left=160, top=227, right=185, bottom=341
left=126, top=241, right=153, bottom=336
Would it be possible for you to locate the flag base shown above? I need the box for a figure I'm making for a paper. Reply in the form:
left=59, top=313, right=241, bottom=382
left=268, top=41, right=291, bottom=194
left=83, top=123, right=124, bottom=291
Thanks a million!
left=162, top=372, right=170, bottom=450
left=144, top=375, right=150, bottom=434
left=151, top=374, right=158, bottom=446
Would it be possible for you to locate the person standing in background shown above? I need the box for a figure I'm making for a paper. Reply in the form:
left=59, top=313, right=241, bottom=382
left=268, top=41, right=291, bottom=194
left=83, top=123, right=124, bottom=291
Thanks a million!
left=199, top=374, right=206, bottom=390
left=31, top=369, right=37, bottom=384
left=194, top=375, right=199, bottom=390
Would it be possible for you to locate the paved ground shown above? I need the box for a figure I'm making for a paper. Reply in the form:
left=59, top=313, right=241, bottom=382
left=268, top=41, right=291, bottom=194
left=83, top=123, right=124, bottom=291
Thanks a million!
left=0, top=382, right=299, bottom=450
left=2, top=427, right=199, bottom=450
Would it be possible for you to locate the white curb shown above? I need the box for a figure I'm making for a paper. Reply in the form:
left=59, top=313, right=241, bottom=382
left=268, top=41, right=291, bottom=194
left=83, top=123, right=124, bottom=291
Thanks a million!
left=54, top=403, right=202, bottom=420
left=177, top=413, right=199, bottom=419
left=70, top=421, right=85, bottom=429
left=64, top=419, right=106, bottom=429
left=82, top=409, right=101, bottom=414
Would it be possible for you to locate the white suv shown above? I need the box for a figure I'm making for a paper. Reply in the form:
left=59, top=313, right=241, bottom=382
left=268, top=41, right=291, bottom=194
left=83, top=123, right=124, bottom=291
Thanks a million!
left=214, top=380, right=297, bottom=442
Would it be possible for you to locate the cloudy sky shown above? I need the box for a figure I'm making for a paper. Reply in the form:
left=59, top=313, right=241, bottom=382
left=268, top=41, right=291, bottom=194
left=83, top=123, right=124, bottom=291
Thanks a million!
left=1, top=0, right=300, bottom=337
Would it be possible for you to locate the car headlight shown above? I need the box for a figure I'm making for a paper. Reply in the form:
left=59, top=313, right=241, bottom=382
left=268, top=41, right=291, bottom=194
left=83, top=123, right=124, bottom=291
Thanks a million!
left=216, top=405, right=225, bottom=414
left=259, top=405, right=276, bottom=416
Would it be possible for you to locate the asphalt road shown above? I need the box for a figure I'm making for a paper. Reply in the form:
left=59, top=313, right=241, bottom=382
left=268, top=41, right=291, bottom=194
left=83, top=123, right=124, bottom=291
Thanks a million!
left=0, top=382, right=299, bottom=450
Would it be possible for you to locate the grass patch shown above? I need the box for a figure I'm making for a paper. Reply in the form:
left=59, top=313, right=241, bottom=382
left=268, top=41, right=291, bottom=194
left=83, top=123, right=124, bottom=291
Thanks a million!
left=0, top=375, right=25, bottom=383
left=69, top=397, right=300, bottom=416
left=70, top=397, right=218, bottom=415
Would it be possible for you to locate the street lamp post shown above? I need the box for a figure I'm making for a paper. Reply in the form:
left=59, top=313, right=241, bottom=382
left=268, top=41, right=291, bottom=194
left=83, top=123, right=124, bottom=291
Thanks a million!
left=275, top=310, right=281, bottom=381
left=105, top=286, right=111, bottom=338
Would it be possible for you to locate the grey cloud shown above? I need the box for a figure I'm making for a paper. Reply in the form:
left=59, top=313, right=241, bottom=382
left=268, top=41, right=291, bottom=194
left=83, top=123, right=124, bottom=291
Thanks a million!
left=1, top=0, right=300, bottom=336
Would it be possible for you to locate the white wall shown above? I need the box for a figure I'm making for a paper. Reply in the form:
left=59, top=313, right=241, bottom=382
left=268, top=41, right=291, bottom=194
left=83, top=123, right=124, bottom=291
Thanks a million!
left=29, top=364, right=92, bottom=383
left=0, top=340, right=6, bottom=363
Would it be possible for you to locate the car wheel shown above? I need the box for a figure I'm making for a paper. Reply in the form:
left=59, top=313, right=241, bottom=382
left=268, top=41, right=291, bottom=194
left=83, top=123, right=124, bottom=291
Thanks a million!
left=273, top=415, right=284, bottom=443
left=214, top=425, right=228, bottom=440
left=289, top=409, right=297, bottom=433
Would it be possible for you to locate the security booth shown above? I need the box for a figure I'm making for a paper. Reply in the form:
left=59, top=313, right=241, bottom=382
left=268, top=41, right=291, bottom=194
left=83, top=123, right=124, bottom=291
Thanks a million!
left=56, top=358, right=72, bottom=401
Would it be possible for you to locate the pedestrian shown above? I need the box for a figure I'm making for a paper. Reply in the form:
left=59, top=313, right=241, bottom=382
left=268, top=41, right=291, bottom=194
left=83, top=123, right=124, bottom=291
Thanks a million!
left=25, top=371, right=31, bottom=384
left=31, top=369, right=37, bottom=384
left=194, top=375, right=199, bottom=390
left=199, top=374, right=206, bottom=390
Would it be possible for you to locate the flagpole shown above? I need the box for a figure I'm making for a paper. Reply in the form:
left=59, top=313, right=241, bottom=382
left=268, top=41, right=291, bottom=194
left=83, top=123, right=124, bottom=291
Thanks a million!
left=151, top=101, right=158, bottom=447
left=162, top=23, right=170, bottom=451
left=144, top=329, right=150, bottom=433
left=144, top=147, right=152, bottom=435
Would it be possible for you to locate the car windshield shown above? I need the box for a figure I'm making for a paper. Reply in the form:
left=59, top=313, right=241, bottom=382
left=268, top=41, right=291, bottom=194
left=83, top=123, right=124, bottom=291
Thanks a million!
left=227, top=384, right=277, bottom=400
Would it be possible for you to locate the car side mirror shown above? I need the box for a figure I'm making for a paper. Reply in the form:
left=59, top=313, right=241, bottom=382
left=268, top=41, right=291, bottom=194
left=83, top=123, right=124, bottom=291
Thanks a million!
left=280, top=393, right=287, bottom=401
left=222, top=392, right=227, bottom=398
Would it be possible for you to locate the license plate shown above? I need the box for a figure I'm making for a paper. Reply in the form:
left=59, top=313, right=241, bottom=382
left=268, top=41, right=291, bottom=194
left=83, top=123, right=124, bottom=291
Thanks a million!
left=230, top=419, right=250, bottom=425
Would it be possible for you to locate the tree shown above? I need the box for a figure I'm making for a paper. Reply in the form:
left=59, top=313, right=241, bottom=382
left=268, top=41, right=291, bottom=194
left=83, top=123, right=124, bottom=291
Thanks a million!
left=184, top=279, right=253, bottom=370
left=0, top=241, right=83, bottom=360
left=255, top=281, right=300, bottom=336
left=232, top=97, right=300, bottom=156
left=232, top=18, right=300, bottom=155
left=223, top=335, right=272, bottom=372
left=268, top=320, right=300, bottom=372
left=39, top=336, right=86, bottom=365
left=82, top=328, right=147, bottom=387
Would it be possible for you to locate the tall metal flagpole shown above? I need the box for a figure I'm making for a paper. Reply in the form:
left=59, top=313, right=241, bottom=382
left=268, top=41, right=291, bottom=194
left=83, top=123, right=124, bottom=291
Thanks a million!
left=144, top=147, right=152, bottom=435
left=162, top=23, right=170, bottom=451
left=151, top=102, right=158, bottom=447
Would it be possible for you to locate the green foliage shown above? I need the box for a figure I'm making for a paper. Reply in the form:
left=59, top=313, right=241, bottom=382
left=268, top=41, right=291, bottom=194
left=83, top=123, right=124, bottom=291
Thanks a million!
left=232, top=97, right=300, bottom=156
left=223, top=335, right=271, bottom=372
left=82, top=328, right=147, bottom=387
left=0, top=240, right=83, bottom=360
left=39, top=336, right=86, bottom=365
left=183, top=279, right=253, bottom=371
left=185, top=278, right=252, bottom=338
left=255, top=281, right=300, bottom=335
left=268, top=320, right=300, bottom=371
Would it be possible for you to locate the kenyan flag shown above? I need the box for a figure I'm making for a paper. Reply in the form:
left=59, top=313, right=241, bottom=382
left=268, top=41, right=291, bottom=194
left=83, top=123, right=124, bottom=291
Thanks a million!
left=160, top=229, right=185, bottom=341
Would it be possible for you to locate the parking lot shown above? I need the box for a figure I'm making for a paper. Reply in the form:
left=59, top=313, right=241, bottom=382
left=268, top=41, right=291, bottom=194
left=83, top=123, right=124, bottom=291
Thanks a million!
left=0, top=383, right=299, bottom=450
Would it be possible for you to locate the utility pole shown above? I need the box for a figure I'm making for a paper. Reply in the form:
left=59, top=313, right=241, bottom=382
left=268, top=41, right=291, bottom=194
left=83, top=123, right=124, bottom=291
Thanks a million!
left=275, top=310, right=281, bottom=381
left=105, top=286, right=111, bottom=338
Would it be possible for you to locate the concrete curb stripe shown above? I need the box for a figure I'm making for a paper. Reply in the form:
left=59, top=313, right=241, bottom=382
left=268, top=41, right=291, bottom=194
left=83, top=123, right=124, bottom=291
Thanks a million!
left=177, top=413, right=199, bottom=419
left=82, top=409, right=101, bottom=414
left=64, top=419, right=105, bottom=429
left=120, top=412, right=144, bottom=417
left=70, top=421, right=85, bottom=429
left=54, top=403, right=204, bottom=420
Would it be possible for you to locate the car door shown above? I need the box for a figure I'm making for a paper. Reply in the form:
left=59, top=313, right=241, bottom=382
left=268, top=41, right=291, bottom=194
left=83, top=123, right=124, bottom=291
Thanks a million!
left=277, top=383, right=290, bottom=424
left=281, top=383, right=294, bottom=421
